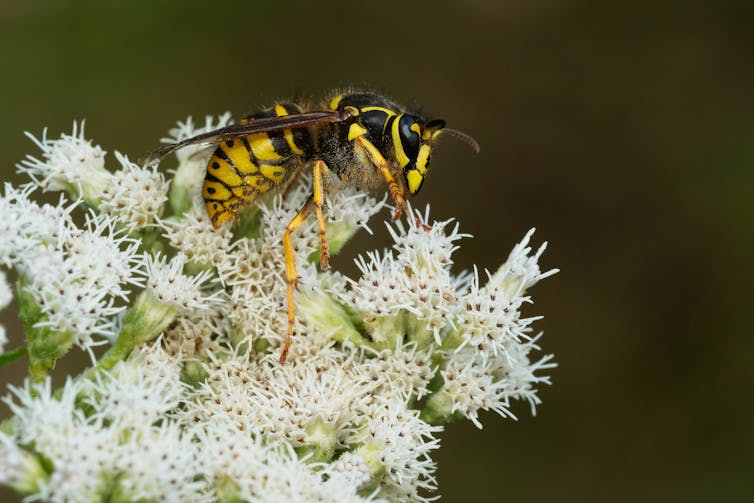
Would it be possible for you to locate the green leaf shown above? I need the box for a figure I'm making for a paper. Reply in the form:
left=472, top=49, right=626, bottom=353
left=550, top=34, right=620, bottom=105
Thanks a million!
left=0, top=346, right=27, bottom=366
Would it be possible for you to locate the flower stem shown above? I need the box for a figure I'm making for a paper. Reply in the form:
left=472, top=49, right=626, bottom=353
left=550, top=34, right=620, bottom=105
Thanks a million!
left=16, top=278, right=74, bottom=383
left=85, top=289, right=177, bottom=378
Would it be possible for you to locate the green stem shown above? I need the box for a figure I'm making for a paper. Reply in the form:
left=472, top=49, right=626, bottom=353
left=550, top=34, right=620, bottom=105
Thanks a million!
left=0, top=346, right=27, bottom=366
left=420, top=388, right=454, bottom=425
left=85, top=289, right=177, bottom=379
left=82, top=334, right=134, bottom=381
left=16, top=278, right=74, bottom=382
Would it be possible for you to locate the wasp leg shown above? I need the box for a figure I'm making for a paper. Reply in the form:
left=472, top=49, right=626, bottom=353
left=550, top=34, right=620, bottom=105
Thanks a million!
left=280, top=195, right=314, bottom=363
left=353, top=136, right=408, bottom=220
left=312, top=159, right=332, bottom=270
left=353, top=136, right=430, bottom=229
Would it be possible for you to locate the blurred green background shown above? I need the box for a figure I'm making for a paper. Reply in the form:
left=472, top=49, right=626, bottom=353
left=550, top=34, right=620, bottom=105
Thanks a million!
left=1, top=0, right=753, bottom=501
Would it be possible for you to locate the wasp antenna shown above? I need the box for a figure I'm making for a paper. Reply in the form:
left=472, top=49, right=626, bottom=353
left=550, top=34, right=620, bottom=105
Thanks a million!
left=442, top=128, right=480, bottom=154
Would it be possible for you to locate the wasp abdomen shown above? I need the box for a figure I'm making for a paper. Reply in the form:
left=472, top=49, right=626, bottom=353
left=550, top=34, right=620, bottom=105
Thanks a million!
left=203, top=103, right=313, bottom=227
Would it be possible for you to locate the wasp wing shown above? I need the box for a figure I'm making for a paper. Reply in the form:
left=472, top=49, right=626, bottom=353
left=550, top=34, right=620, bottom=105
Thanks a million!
left=140, top=110, right=348, bottom=164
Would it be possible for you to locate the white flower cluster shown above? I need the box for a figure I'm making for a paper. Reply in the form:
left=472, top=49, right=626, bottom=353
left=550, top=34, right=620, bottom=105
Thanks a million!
left=98, top=152, right=169, bottom=230
left=0, top=181, right=143, bottom=350
left=18, top=122, right=169, bottom=229
left=0, top=119, right=557, bottom=502
left=0, top=271, right=10, bottom=353
left=17, top=122, right=108, bottom=200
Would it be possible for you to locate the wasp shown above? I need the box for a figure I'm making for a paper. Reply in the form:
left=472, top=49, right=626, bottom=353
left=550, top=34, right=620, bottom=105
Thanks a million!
left=145, top=92, right=478, bottom=362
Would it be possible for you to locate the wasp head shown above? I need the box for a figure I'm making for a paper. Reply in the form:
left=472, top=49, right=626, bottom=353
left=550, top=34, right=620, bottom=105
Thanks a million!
left=392, top=115, right=446, bottom=196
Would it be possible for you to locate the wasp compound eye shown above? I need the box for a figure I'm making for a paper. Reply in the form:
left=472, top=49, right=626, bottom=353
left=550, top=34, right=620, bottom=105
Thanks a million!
left=398, top=115, right=421, bottom=161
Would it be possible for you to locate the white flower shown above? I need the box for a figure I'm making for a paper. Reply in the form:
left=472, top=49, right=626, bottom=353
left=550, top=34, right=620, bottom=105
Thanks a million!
left=61, top=212, right=144, bottom=297
left=1, top=118, right=558, bottom=503
left=0, top=271, right=10, bottom=353
left=84, top=343, right=185, bottom=428
left=188, top=348, right=376, bottom=458
left=4, top=378, right=119, bottom=503
left=192, top=424, right=268, bottom=500
left=0, top=433, right=26, bottom=488
left=142, top=252, right=222, bottom=314
left=498, top=333, right=557, bottom=415
left=329, top=452, right=372, bottom=488
left=160, top=203, right=233, bottom=267
left=162, top=303, right=232, bottom=359
left=389, top=208, right=468, bottom=275
left=4, top=378, right=77, bottom=443
left=237, top=443, right=379, bottom=503
left=17, top=212, right=143, bottom=346
left=357, top=341, right=436, bottom=401
left=114, top=421, right=205, bottom=503
left=250, top=352, right=376, bottom=450
left=17, top=121, right=109, bottom=205
left=491, top=227, right=559, bottom=298
left=454, top=267, right=542, bottom=358
left=346, top=212, right=463, bottom=346
left=439, top=349, right=516, bottom=427
left=0, top=183, right=75, bottom=267
left=99, top=151, right=169, bottom=229
left=352, top=394, right=442, bottom=502
left=0, top=432, right=47, bottom=495
left=0, top=271, right=11, bottom=311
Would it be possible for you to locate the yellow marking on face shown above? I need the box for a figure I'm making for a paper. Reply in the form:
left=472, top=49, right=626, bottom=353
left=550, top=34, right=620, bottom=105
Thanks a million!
left=329, top=95, right=343, bottom=110
left=247, top=133, right=283, bottom=161
left=421, top=130, right=432, bottom=141
left=344, top=105, right=359, bottom=116
left=410, top=123, right=421, bottom=135
left=416, top=144, right=431, bottom=175
left=391, top=114, right=410, bottom=167
left=406, top=169, right=423, bottom=195
left=361, top=106, right=397, bottom=116
left=259, top=164, right=286, bottom=184
left=348, top=122, right=368, bottom=141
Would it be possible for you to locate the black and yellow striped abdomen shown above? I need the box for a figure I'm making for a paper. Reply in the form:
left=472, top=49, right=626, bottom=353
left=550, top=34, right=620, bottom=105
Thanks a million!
left=203, top=104, right=312, bottom=227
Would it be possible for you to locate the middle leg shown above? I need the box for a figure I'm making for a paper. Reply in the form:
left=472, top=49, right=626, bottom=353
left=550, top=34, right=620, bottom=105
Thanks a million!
left=311, top=159, right=332, bottom=270
left=279, top=159, right=333, bottom=362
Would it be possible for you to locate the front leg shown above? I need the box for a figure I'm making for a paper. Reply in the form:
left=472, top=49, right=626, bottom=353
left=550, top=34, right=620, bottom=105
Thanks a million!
left=353, top=135, right=409, bottom=220
left=353, top=136, right=431, bottom=230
